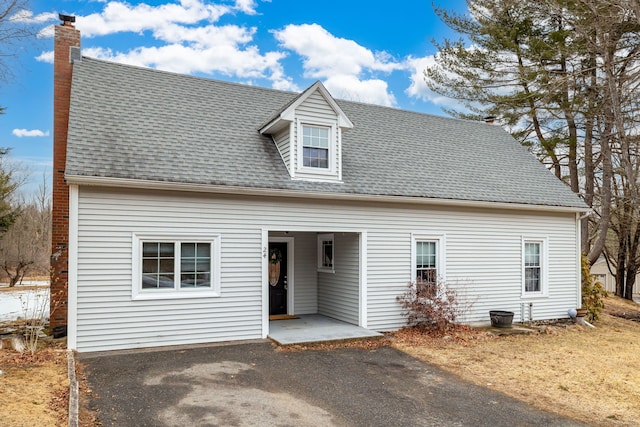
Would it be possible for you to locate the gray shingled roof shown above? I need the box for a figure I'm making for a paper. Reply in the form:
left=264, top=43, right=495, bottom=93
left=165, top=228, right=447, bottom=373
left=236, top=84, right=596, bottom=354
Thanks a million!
left=66, top=57, right=586, bottom=209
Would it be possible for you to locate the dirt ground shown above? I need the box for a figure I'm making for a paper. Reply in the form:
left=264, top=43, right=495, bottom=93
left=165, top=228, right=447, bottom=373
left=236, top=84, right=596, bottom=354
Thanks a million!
left=1, top=295, right=639, bottom=426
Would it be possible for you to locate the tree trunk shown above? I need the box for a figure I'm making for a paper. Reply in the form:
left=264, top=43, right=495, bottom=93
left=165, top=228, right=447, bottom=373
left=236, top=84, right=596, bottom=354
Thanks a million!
left=581, top=53, right=597, bottom=256
left=587, top=133, right=612, bottom=265
left=624, top=264, right=637, bottom=300
left=616, top=244, right=626, bottom=297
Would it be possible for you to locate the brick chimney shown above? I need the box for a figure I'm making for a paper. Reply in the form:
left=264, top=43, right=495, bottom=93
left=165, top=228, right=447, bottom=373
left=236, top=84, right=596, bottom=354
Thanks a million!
left=51, top=14, right=80, bottom=338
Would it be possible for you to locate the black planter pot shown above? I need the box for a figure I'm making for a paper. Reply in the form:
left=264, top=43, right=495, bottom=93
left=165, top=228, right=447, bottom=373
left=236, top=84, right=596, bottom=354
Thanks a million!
left=489, top=310, right=514, bottom=328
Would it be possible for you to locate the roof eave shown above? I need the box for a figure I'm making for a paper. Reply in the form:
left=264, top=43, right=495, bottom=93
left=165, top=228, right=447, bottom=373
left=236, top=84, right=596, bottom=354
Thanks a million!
left=65, top=174, right=588, bottom=214
left=258, top=115, right=290, bottom=135
left=259, top=81, right=354, bottom=136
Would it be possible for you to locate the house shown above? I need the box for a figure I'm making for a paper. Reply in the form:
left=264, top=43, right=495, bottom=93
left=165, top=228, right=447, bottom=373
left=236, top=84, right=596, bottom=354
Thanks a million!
left=590, top=257, right=640, bottom=298
left=51, top=18, right=588, bottom=352
left=590, top=257, right=617, bottom=293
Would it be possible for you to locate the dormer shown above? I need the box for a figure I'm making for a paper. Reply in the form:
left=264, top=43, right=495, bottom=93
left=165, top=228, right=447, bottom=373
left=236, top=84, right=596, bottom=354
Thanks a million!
left=259, top=81, right=354, bottom=182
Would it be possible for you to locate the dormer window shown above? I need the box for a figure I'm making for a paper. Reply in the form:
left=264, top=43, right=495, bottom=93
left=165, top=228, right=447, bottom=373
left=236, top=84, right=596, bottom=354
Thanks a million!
left=258, top=81, right=353, bottom=182
left=303, top=125, right=329, bottom=169
left=297, top=121, right=337, bottom=176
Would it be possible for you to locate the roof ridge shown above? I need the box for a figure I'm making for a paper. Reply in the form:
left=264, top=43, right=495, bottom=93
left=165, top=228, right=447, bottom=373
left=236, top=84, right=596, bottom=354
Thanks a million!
left=78, top=56, right=485, bottom=127
left=78, top=56, right=299, bottom=97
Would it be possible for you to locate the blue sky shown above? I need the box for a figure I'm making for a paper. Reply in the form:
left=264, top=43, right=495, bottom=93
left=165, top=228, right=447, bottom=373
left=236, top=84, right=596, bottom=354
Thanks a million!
left=1, top=0, right=467, bottom=193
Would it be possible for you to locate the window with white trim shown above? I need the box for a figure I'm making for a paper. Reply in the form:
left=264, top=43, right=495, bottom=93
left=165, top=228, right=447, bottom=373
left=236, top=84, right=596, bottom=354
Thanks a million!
left=296, top=120, right=338, bottom=179
left=416, top=240, right=437, bottom=284
left=302, top=125, right=329, bottom=169
left=524, top=242, right=541, bottom=292
left=522, top=238, right=548, bottom=296
left=317, top=233, right=334, bottom=272
left=412, top=234, right=445, bottom=285
left=133, top=234, right=221, bottom=300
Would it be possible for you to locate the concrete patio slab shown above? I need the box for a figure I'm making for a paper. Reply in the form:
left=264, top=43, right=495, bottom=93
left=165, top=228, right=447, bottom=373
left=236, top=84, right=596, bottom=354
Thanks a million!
left=268, top=314, right=382, bottom=345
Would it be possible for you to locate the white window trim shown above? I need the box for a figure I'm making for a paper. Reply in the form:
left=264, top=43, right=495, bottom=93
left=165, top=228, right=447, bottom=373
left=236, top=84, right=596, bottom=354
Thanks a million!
left=297, top=119, right=338, bottom=176
left=317, top=233, right=335, bottom=273
left=411, top=233, right=446, bottom=284
left=521, top=237, right=549, bottom=298
left=132, top=232, right=221, bottom=300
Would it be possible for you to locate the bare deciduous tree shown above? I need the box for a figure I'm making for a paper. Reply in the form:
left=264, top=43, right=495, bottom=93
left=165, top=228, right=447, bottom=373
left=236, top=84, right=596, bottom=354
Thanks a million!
left=0, top=178, right=51, bottom=286
left=0, top=0, right=38, bottom=92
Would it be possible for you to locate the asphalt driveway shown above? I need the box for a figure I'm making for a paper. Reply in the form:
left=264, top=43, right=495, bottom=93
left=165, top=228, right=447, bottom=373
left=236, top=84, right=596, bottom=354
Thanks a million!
left=80, top=341, right=584, bottom=427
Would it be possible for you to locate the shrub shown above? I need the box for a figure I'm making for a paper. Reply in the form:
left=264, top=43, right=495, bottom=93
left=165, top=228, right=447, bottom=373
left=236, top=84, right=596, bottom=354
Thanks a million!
left=17, top=287, right=50, bottom=354
left=581, top=255, right=607, bottom=322
left=396, top=280, right=464, bottom=333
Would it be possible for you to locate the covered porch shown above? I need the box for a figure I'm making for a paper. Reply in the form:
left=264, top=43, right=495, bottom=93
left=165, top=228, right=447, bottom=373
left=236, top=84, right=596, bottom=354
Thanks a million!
left=264, top=230, right=368, bottom=340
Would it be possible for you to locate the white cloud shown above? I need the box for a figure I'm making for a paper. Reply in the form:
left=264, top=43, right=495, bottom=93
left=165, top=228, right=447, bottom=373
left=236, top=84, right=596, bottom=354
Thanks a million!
left=34, top=1, right=288, bottom=88
left=12, top=129, right=50, bottom=138
left=324, top=75, right=396, bottom=107
left=37, top=24, right=55, bottom=38
left=10, top=10, right=57, bottom=24
left=404, top=55, right=466, bottom=110
left=152, top=21, right=255, bottom=46
left=35, top=50, right=54, bottom=63
left=30, top=1, right=419, bottom=106
left=77, top=1, right=231, bottom=37
left=273, top=23, right=402, bottom=106
left=274, top=24, right=400, bottom=77
left=405, top=55, right=435, bottom=101
left=233, top=0, right=258, bottom=15
left=83, top=42, right=285, bottom=79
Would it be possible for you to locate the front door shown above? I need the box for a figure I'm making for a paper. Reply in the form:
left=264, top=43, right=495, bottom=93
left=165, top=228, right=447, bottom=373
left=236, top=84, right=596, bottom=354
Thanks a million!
left=268, top=242, right=287, bottom=315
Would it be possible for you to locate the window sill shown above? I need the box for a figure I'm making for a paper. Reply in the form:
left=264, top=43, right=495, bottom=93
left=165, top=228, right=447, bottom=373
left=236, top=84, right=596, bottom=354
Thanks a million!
left=296, top=170, right=340, bottom=181
left=299, top=166, right=335, bottom=174
left=520, top=292, right=549, bottom=299
left=317, top=268, right=335, bottom=274
left=292, top=175, right=342, bottom=183
left=132, top=289, right=221, bottom=300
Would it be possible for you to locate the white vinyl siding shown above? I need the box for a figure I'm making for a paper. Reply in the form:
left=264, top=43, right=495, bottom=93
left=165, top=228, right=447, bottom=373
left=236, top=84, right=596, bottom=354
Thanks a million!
left=75, top=186, right=579, bottom=351
left=291, top=233, right=318, bottom=314
left=296, top=91, right=338, bottom=121
left=272, top=130, right=291, bottom=173
left=318, top=233, right=360, bottom=324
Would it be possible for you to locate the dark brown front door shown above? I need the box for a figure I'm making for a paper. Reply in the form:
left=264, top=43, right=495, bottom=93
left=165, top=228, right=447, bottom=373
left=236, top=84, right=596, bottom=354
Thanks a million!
left=269, top=242, right=287, bottom=315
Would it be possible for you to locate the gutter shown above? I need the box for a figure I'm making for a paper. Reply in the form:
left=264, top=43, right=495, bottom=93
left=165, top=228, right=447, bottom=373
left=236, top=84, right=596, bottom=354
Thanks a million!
left=65, top=174, right=588, bottom=214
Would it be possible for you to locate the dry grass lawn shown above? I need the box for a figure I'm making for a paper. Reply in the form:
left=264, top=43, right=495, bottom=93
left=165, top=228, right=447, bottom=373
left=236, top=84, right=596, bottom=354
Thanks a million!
left=0, top=345, right=69, bottom=426
left=393, top=296, right=640, bottom=426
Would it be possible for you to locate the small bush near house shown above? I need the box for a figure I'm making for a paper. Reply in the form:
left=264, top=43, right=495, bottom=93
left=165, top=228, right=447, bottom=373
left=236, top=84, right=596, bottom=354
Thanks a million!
left=396, top=280, right=463, bottom=333
left=581, top=255, right=606, bottom=322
